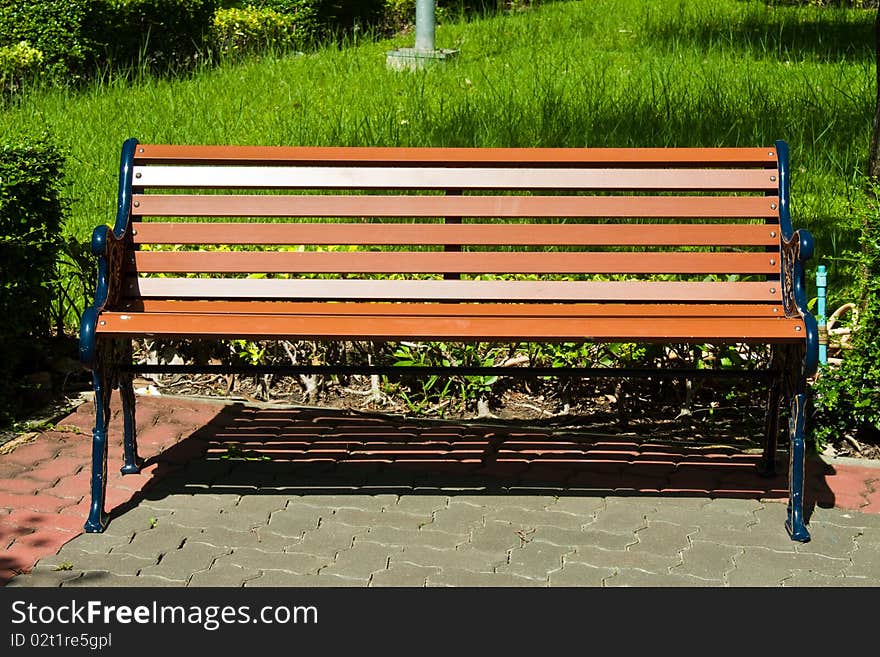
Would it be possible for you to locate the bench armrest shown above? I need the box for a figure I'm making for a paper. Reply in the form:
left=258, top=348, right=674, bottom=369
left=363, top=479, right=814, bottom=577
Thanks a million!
left=781, top=228, right=819, bottom=377
left=79, top=226, right=128, bottom=370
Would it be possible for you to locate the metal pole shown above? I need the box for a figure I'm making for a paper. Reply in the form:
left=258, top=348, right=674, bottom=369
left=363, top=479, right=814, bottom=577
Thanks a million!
left=816, top=264, right=827, bottom=365
left=415, top=0, right=436, bottom=52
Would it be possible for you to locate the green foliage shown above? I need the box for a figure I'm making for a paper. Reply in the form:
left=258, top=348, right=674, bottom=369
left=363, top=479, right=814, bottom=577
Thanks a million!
left=812, top=184, right=880, bottom=448
left=0, top=0, right=93, bottom=81
left=211, top=4, right=316, bottom=57
left=0, top=130, right=66, bottom=424
left=87, top=0, right=219, bottom=73
left=0, top=41, right=43, bottom=96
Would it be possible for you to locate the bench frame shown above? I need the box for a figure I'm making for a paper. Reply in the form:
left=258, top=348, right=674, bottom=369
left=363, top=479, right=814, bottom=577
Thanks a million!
left=80, top=137, right=819, bottom=541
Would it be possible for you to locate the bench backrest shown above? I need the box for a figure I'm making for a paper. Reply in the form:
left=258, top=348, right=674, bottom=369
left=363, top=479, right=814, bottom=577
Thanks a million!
left=118, top=142, right=790, bottom=309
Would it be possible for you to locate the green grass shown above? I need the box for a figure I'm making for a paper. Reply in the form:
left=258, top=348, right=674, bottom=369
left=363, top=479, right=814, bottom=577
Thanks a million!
left=1, top=0, right=874, bottom=309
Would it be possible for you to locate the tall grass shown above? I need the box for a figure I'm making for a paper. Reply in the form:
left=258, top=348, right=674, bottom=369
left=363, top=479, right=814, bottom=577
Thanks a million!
left=1, top=0, right=873, bottom=307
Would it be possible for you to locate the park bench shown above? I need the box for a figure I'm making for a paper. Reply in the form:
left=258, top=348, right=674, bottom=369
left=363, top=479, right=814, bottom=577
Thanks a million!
left=79, top=137, right=818, bottom=541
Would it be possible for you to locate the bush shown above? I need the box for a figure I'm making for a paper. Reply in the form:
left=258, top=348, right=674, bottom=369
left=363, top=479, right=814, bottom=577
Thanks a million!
left=0, top=41, right=43, bottom=96
left=87, top=0, right=219, bottom=73
left=812, top=184, right=880, bottom=449
left=211, top=4, right=316, bottom=57
left=0, top=131, right=67, bottom=424
left=0, top=0, right=93, bottom=81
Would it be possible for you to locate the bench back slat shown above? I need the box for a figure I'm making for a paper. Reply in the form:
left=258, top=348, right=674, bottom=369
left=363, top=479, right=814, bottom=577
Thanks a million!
left=131, top=250, right=779, bottom=275
left=131, top=221, right=779, bottom=247
left=131, top=194, right=779, bottom=219
left=126, top=278, right=781, bottom=302
left=134, top=144, right=780, bottom=166
left=132, top=165, right=777, bottom=191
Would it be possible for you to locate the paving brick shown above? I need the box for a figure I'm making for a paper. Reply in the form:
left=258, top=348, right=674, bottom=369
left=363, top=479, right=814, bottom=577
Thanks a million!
left=549, top=560, right=615, bottom=586
left=526, top=525, right=633, bottom=551
left=233, top=495, right=289, bottom=516
left=185, top=524, right=289, bottom=551
left=95, top=506, right=175, bottom=535
left=782, top=570, right=874, bottom=587
left=35, top=548, right=156, bottom=576
left=139, top=541, right=230, bottom=582
left=0, top=477, right=44, bottom=495
left=63, top=530, right=134, bottom=554
left=288, top=522, right=366, bottom=558
left=110, top=524, right=190, bottom=560
left=243, top=571, right=321, bottom=586
left=266, top=506, right=324, bottom=537
left=320, top=539, right=402, bottom=579
left=62, top=571, right=187, bottom=587
left=363, top=526, right=459, bottom=550
left=3, top=568, right=82, bottom=587
left=482, top=506, right=587, bottom=531
left=465, top=520, right=533, bottom=555
left=188, top=562, right=262, bottom=587
left=586, top=499, right=652, bottom=536
left=497, top=542, right=570, bottom=581
left=298, top=494, right=396, bottom=512
left=605, top=568, right=719, bottom=587
left=629, top=521, right=694, bottom=557
left=546, top=496, right=607, bottom=518
left=669, top=538, right=739, bottom=582
left=0, top=509, right=86, bottom=534
left=370, top=562, right=438, bottom=587
left=397, top=546, right=505, bottom=573
left=0, top=492, right=78, bottom=514
left=392, top=495, right=449, bottom=516
left=424, top=504, right=485, bottom=535
left=426, top=568, right=545, bottom=587
left=728, top=546, right=849, bottom=586
left=845, top=539, right=880, bottom=578
left=567, top=546, right=677, bottom=574
left=220, top=547, right=330, bottom=574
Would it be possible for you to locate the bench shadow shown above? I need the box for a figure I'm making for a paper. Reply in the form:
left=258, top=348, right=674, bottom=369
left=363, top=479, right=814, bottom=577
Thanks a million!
left=113, top=402, right=838, bottom=526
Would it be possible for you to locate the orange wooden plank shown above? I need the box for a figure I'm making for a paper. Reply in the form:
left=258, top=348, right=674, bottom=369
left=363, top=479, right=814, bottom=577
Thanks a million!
left=132, top=166, right=778, bottom=191
left=123, top=300, right=785, bottom=318
left=123, top=278, right=783, bottom=302
left=132, top=250, right=779, bottom=275
left=95, top=311, right=805, bottom=342
left=131, top=220, right=780, bottom=246
left=134, top=144, right=780, bottom=167
left=131, top=194, right=780, bottom=220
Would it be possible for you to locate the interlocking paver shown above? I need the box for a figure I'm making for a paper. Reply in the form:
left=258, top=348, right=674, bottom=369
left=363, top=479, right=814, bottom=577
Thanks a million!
left=674, top=539, right=740, bottom=582
left=464, top=520, right=528, bottom=555
left=567, top=545, right=677, bottom=574
left=139, top=541, right=230, bottom=582
left=286, top=522, right=366, bottom=558
left=370, top=562, right=438, bottom=587
left=363, top=526, right=460, bottom=550
left=629, top=520, right=694, bottom=557
left=392, top=495, right=449, bottom=516
left=3, top=568, right=82, bottom=587
left=62, top=571, right=187, bottom=587
left=35, top=548, right=156, bottom=576
left=298, top=494, right=396, bottom=512
left=188, top=562, right=261, bottom=586
left=266, top=506, right=324, bottom=537
left=398, top=546, right=505, bottom=573
left=586, top=499, right=652, bottom=535
left=426, top=568, right=545, bottom=587
left=549, top=561, right=615, bottom=586
left=497, top=542, right=570, bottom=581
left=844, top=539, right=880, bottom=578
left=782, top=570, right=874, bottom=587
left=425, top=503, right=485, bottom=535
left=220, top=547, right=330, bottom=574
left=244, top=572, right=325, bottom=587
left=605, top=568, right=720, bottom=587
left=482, top=507, right=586, bottom=530
left=545, top=496, right=606, bottom=518
left=320, top=539, right=402, bottom=579
left=110, top=524, right=190, bottom=560
left=728, top=546, right=849, bottom=586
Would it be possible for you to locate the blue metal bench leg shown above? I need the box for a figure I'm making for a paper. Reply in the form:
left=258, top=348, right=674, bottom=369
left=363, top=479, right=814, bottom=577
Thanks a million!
left=84, top=366, right=111, bottom=533
left=786, top=392, right=810, bottom=542
left=758, top=370, right=781, bottom=477
left=119, top=372, right=143, bottom=475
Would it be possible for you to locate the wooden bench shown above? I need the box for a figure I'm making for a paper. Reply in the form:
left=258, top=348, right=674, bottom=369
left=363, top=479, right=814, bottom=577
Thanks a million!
left=79, top=138, right=818, bottom=541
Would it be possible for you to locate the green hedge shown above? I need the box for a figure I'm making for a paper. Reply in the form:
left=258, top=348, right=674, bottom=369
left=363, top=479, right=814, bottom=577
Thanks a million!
left=0, top=131, right=66, bottom=424
left=0, top=41, right=43, bottom=95
left=211, top=4, right=317, bottom=57
left=812, top=185, right=880, bottom=449
left=87, top=0, right=219, bottom=73
left=0, top=0, right=93, bottom=81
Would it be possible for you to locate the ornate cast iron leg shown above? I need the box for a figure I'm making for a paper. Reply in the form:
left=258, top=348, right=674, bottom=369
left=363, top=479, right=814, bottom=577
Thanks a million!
left=758, top=349, right=782, bottom=477
left=786, top=391, right=810, bottom=542
left=85, top=362, right=111, bottom=533
left=119, top=370, right=142, bottom=475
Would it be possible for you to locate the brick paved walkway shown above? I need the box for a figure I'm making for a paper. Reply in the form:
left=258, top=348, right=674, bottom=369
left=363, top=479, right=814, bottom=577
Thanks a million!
left=2, top=394, right=879, bottom=586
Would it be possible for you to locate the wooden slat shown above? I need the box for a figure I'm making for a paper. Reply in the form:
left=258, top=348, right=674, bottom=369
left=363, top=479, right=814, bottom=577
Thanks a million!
left=123, top=300, right=786, bottom=318
left=131, top=194, right=780, bottom=220
left=134, top=144, right=780, bottom=167
left=131, top=221, right=781, bottom=247
left=132, top=251, right=778, bottom=275
left=124, top=278, right=782, bottom=302
left=95, top=311, right=805, bottom=342
left=133, top=166, right=778, bottom=191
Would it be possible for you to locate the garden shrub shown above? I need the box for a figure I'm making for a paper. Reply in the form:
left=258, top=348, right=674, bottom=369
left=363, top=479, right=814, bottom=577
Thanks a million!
left=211, top=4, right=317, bottom=57
left=0, top=41, right=43, bottom=96
left=0, top=0, right=94, bottom=81
left=812, top=184, right=880, bottom=449
left=87, top=0, right=219, bottom=73
left=0, top=131, right=67, bottom=424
